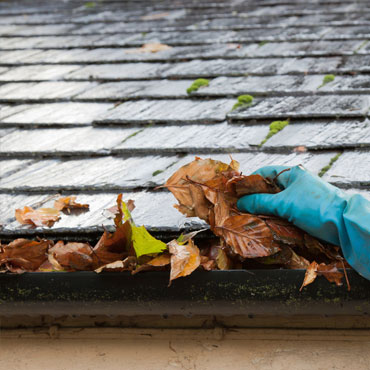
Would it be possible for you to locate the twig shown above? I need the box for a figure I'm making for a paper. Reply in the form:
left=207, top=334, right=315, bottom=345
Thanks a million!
left=341, top=260, right=351, bottom=291
left=272, top=168, right=291, bottom=184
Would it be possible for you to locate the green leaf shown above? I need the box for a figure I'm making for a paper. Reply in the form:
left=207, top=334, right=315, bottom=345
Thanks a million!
left=118, top=197, right=167, bottom=258
left=131, top=225, right=167, bottom=258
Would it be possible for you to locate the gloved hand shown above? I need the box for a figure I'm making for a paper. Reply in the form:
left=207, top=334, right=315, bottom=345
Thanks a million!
left=237, top=165, right=370, bottom=280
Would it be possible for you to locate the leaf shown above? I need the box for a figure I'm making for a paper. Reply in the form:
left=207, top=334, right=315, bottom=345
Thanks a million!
left=131, top=225, right=167, bottom=258
left=0, top=238, right=52, bottom=272
left=300, top=261, right=345, bottom=291
left=215, top=214, right=280, bottom=258
left=15, top=206, right=60, bottom=228
left=141, top=12, right=170, bottom=20
left=317, top=262, right=343, bottom=286
left=300, top=261, right=319, bottom=291
left=165, top=157, right=238, bottom=222
left=177, top=229, right=207, bottom=244
left=54, top=196, right=89, bottom=214
left=132, top=253, right=171, bottom=274
left=95, top=256, right=137, bottom=273
left=93, top=221, right=132, bottom=266
left=126, top=43, right=172, bottom=54
left=116, top=195, right=167, bottom=258
left=200, top=256, right=217, bottom=271
left=226, top=174, right=280, bottom=196
left=168, top=239, right=201, bottom=282
left=215, top=248, right=232, bottom=270
left=48, top=241, right=97, bottom=271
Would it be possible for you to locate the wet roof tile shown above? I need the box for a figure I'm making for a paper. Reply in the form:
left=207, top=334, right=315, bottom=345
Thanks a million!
left=0, top=0, right=369, bottom=237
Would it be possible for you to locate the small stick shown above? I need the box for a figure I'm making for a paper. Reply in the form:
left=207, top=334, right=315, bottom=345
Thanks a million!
left=341, top=259, right=351, bottom=291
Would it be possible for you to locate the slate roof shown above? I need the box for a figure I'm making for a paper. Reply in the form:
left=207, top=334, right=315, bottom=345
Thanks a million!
left=0, top=0, right=369, bottom=241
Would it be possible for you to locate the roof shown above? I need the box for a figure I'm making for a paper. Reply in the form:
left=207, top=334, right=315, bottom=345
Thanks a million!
left=0, top=0, right=369, bottom=241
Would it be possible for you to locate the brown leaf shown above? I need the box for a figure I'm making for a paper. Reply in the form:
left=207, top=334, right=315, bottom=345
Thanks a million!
left=95, top=256, right=137, bottom=273
left=317, top=262, right=344, bottom=286
left=165, top=157, right=237, bottom=222
left=215, top=214, right=280, bottom=258
left=300, top=261, right=319, bottom=291
left=126, top=42, right=172, bottom=54
left=265, top=217, right=305, bottom=247
left=48, top=241, right=97, bottom=271
left=226, top=174, right=280, bottom=197
left=168, top=239, right=201, bottom=282
left=0, top=238, right=52, bottom=272
left=15, top=206, right=60, bottom=228
left=133, top=253, right=171, bottom=274
left=93, top=221, right=132, bottom=266
left=200, top=256, right=217, bottom=271
left=300, top=261, right=344, bottom=290
left=288, top=250, right=310, bottom=269
left=141, top=12, right=170, bottom=20
left=54, top=196, right=89, bottom=214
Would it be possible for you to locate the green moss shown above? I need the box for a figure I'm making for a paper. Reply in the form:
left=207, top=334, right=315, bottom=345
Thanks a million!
left=152, top=170, right=164, bottom=177
left=318, top=74, right=335, bottom=89
left=260, top=120, right=289, bottom=146
left=186, top=78, right=210, bottom=94
left=318, top=152, right=342, bottom=177
left=258, top=40, right=268, bottom=47
left=232, top=94, right=254, bottom=110
left=85, top=1, right=96, bottom=8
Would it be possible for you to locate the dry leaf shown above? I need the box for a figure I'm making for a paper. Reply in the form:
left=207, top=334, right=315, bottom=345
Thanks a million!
left=93, top=221, right=132, bottom=266
left=215, top=214, right=280, bottom=258
left=300, top=261, right=319, bottom=291
left=126, top=42, right=172, bottom=54
left=168, top=239, right=201, bottom=282
left=300, top=261, right=344, bottom=290
left=0, top=238, right=52, bottom=272
left=48, top=241, right=97, bottom=271
left=133, top=253, right=171, bottom=274
left=95, top=256, right=137, bottom=273
left=141, top=12, right=170, bottom=20
left=54, top=196, right=89, bottom=214
left=15, top=206, right=60, bottom=228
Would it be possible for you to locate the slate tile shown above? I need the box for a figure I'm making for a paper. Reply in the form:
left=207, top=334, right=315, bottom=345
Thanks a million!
left=0, top=155, right=180, bottom=191
left=63, top=58, right=345, bottom=84
left=248, top=40, right=365, bottom=57
left=95, top=99, right=234, bottom=125
left=0, top=158, right=34, bottom=179
left=0, top=49, right=45, bottom=64
left=0, top=191, right=202, bottom=234
left=323, top=151, right=370, bottom=188
left=0, top=126, right=138, bottom=156
left=0, top=23, right=78, bottom=36
left=0, top=65, right=81, bottom=81
left=66, top=62, right=172, bottom=80
left=0, top=102, right=114, bottom=126
left=199, top=75, right=370, bottom=96
left=75, top=80, right=190, bottom=100
left=0, top=81, right=97, bottom=101
left=114, top=122, right=270, bottom=153
left=158, top=152, right=337, bottom=182
left=264, top=120, right=370, bottom=149
left=340, top=55, right=370, bottom=73
left=322, top=26, right=370, bottom=40
left=165, top=57, right=343, bottom=77
left=228, top=95, right=370, bottom=121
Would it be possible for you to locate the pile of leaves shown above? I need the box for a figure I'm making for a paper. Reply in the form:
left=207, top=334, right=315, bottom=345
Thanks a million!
left=163, top=157, right=350, bottom=290
left=0, top=157, right=350, bottom=290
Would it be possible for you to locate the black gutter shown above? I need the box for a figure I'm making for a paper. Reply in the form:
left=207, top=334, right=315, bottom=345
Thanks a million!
left=0, top=270, right=369, bottom=317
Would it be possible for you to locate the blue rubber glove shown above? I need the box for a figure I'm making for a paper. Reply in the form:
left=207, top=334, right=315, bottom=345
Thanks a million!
left=237, top=165, right=370, bottom=280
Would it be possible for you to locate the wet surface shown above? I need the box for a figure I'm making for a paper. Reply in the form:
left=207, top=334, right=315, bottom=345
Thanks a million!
left=0, top=0, right=369, bottom=238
